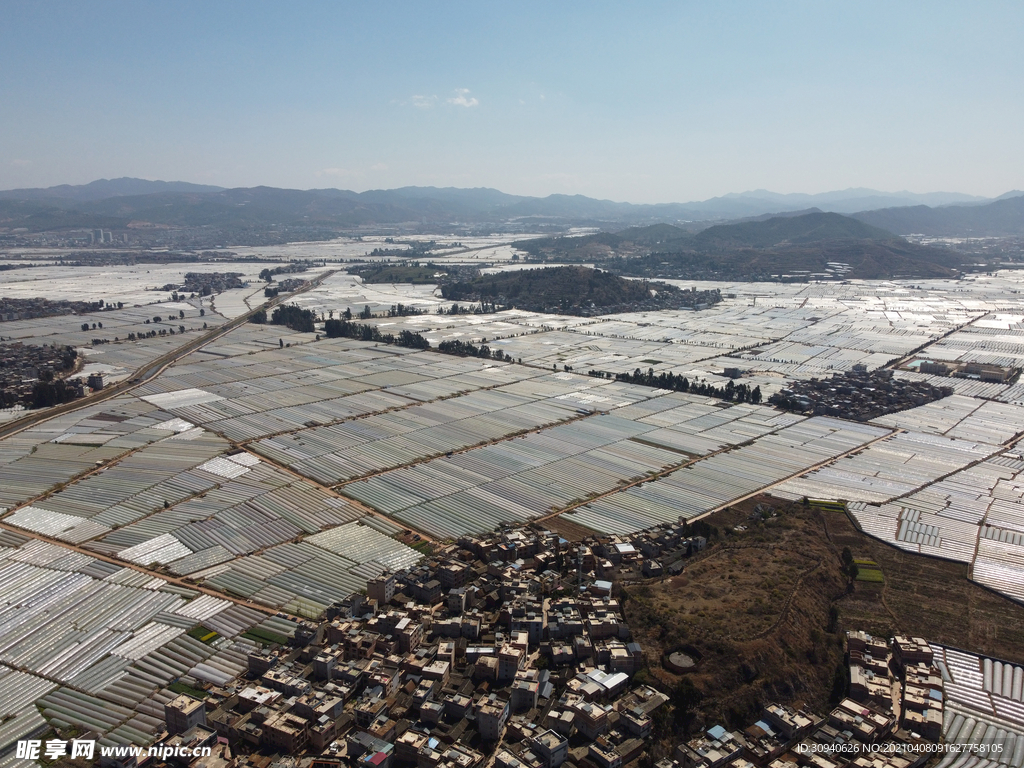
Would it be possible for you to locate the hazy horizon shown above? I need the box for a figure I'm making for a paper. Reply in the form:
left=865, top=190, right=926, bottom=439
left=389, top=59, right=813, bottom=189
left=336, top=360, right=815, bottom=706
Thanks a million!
left=0, top=176, right=1015, bottom=208
left=2, top=2, right=1022, bottom=202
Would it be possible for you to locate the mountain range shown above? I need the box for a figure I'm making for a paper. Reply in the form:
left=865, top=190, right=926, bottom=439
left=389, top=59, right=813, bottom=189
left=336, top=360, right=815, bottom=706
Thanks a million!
left=851, top=195, right=1024, bottom=237
left=0, top=178, right=1021, bottom=237
left=0, top=178, right=222, bottom=202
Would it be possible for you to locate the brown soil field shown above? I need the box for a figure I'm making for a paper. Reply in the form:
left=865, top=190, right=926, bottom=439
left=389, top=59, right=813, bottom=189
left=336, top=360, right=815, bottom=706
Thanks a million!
left=825, top=503, right=1024, bottom=661
left=542, top=514, right=600, bottom=542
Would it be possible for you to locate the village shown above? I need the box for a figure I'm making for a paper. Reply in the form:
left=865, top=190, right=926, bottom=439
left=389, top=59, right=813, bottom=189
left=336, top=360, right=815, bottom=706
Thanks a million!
left=144, top=523, right=959, bottom=768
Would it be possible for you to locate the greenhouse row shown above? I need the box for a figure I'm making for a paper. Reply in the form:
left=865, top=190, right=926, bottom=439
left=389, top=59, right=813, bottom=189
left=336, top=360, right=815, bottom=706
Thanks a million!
left=774, top=429, right=999, bottom=505
left=254, top=375, right=651, bottom=485
left=0, top=533, right=302, bottom=748
left=848, top=449, right=1024, bottom=601
left=566, top=417, right=889, bottom=535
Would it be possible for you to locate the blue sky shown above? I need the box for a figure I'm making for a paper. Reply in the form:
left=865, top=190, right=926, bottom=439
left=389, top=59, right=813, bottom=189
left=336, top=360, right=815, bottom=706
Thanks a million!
left=2, top=1, right=1022, bottom=202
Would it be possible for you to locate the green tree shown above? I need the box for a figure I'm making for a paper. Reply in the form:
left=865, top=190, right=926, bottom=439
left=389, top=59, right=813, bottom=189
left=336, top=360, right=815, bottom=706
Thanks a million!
left=671, top=678, right=703, bottom=724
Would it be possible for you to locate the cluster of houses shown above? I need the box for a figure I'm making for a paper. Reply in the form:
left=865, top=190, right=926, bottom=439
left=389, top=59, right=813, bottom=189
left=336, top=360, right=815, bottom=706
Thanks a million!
left=142, top=524, right=710, bottom=768
left=657, top=632, right=946, bottom=768
left=768, top=367, right=953, bottom=422
left=0, top=341, right=82, bottom=408
left=846, top=633, right=943, bottom=742
left=0, top=296, right=104, bottom=321
left=133, top=524, right=947, bottom=768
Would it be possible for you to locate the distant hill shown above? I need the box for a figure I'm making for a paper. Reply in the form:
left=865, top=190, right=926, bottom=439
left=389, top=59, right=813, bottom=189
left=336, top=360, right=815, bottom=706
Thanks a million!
left=513, top=223, right=695, bottom=260
left=609, top=240, right=959, bottom=281
left=516, top=212, right=962, bottom=281
left=380, top=186, right=528, bottom=208
left=852, top=194, right=1024, bottom=236
left=732, top=207, right=826, bottom=224
left=0, top=199, right=130, bottom=231
left=0, top=177, right=223, bottom=202
left=0, top=178, right=1017, bottom=243
left=718, top=187, right=989, bottom=213
left=516, top=212, right=894, bottom=256
left=616, top=222, right=695, bottom=247
left=691, top=211, right=897, bottom=249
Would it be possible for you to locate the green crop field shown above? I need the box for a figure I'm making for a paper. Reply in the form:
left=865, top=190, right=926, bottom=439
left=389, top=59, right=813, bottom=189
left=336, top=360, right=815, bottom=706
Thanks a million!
left=856, top=568, right=885, bottom=583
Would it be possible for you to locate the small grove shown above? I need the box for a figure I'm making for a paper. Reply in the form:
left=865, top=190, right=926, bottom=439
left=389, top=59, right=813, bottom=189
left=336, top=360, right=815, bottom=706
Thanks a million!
left=595, top=367, right=762, bottom=404
left=321, top=319, right=515, bottom=361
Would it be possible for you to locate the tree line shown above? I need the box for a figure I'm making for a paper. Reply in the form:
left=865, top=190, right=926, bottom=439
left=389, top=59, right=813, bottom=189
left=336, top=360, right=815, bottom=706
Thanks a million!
left=262, top=304, right=764, bottom=405
left=591, top=367, right=762, bottom=404
left=251, top=305, right=316, bottom=333
left=323, top=319, right=429, bottom=349
left=322, top=319, right=516, bottom=362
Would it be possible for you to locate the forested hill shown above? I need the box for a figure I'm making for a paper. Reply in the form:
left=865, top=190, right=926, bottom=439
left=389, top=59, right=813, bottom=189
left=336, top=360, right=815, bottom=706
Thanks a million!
left=439, top=266, right=721, bottom=316
left=516, top=212, right=897, bottom=257
left=514, top=212, right=964, bottom=280
left=690, top=211, right=896, bottom=248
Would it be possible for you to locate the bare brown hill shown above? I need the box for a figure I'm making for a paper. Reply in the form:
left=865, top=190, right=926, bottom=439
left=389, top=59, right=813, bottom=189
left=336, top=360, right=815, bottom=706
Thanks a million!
left=623, top=495, right=1024, bottom=734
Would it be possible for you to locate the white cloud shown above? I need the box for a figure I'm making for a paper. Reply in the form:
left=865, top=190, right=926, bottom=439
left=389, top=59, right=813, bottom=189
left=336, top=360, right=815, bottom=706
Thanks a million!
left=447, top=88, right=479, bottom=108
left=410, top=94, right=437, bottom=109
left=10, top=159, right=32, bottom=167
left=316, top=163, right=388, bottom=180
left=316, top=167, right=360, bottom=179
